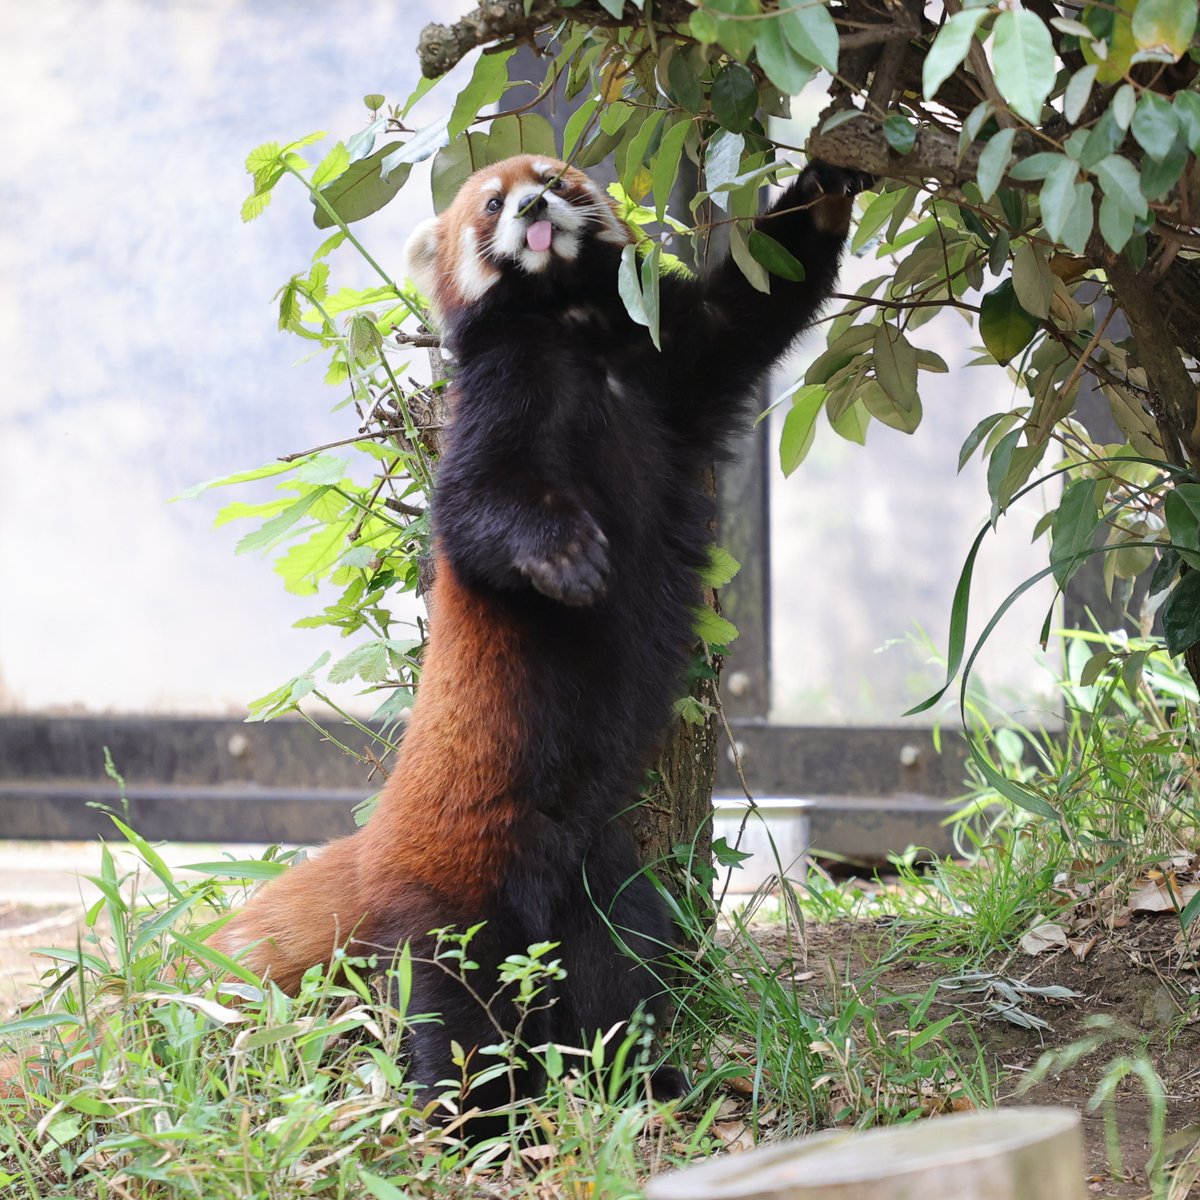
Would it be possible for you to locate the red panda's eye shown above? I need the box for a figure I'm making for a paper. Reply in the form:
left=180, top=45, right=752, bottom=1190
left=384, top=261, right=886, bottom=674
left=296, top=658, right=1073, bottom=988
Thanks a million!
left=548, top=177, right=564, bottom=190
left=486, top=197, right=503, bottom=213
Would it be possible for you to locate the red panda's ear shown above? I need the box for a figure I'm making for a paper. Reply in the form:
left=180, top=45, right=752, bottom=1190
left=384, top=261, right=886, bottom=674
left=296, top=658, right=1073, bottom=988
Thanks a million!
left=404, top=217, right=442, bottom=312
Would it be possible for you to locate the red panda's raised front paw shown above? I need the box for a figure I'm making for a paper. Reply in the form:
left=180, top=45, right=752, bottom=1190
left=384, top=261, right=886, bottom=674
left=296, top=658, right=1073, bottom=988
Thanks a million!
left=516, top=513, right=610, bottom=607
left=798, top=159, right=873, bottom=237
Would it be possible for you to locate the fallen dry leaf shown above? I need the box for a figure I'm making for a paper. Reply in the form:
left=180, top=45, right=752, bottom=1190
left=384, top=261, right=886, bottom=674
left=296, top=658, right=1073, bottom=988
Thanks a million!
left=1019, top=920, right=1069, bottom=956
left=1068, top=935, right=1098, bottom=963
left=714, top=1120, right=755, bottom=1152
left=1128, top=875, right=1200, bottom=914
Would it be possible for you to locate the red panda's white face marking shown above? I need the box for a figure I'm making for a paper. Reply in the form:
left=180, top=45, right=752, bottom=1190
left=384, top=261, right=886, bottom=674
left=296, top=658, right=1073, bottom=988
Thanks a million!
left=404, top=155, right=631, bottom=319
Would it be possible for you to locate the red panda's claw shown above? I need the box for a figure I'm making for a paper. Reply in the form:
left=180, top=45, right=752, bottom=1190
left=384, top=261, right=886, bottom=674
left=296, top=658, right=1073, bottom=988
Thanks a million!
left=516, top=515, right=610, bottom=607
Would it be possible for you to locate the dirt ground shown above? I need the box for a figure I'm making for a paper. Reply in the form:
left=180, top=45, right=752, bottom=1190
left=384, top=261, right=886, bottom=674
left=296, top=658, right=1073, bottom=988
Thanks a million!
left=2, top=842, right=1199, bottom=1197
left=753, top=919, right=1200, bottom=1199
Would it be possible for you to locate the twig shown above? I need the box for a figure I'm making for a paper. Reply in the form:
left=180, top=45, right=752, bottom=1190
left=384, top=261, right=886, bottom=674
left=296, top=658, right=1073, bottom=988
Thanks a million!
left=278, top=429, right=407, bottom=462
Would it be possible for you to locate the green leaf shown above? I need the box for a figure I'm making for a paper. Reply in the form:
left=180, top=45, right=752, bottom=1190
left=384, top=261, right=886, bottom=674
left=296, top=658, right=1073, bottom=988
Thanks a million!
left=706, top=0, right=764, bottom=61
left=1165, top=483, right=1200, bottom=553
left=596, top=0, right=626, bottom=15
left=667, top=52, right=704, bottom=113
left=652, top=119, right=692, bottom=222
left=176, top=458, right=300, bottom=501
left=358, top=1168, right=410, bottom=1200
left=1094, top=154, right=1150, bottom=216
left=311, top=142, right=350, bottom=189
left=1174, top=91, right=1200, bottom=155
left=1150, top=547, right=1181, bottom=594
left=296, top=455, right=350, bottom=485
left=241, top=190, right=274, bottom=223
left=923, top=8, right=986, bottom=101
left=882, top=114, right=916, bottom=154
left=711, top=62, right=758, bottom=132
left=329, top=639, right=392, bottom=684
left=640, top=242, right=662, bottom=350
left=689, top=9, right=720, bottom=44
left=622, top=108, right=666, bottom=184
left=701, top=545, right=742, bottom=587
left=1132, top=0, right=1197, bottom=60
left=1063, top=64, right=1098, bottom=125
left=780, top=2, right=839, bottom=73
left=756, top=15, right=818, bottom=94
left=693, top=605, right=740, bottom=646
left=618, top=243, right=649, bottom=330
left=1141, top=137, right=1188, bottom=202
left=748, top=229, right=806, bottom=280
left=991, top=10, right=1056, bottom=124
left=872, top=323, right=918, bottom=407
left=704, top=129, right=745, bottom=210
left=487, top=113, right=557, bottom=162
left=313, top=142, right=408, bottom=229
left=1050, top=478, right=1099, bottom=588
left=1162, top=572, right=1200, bottom=657
left=447, top=49, right=513, bottom=140
left=979, top=279, right=1038, bottom=365
left=779, top=384, right=826, bottom=474
left=185, top=859, right=290, bottom=881
left=1112, top=83, right=1137, bottom=131
left=1011, top=242, right=1053, bottom=319
left=958, top=412, right=1011, bottom=471
left=829, top=396, right=870, bottom=444
left=1060, top=180, right=1095, bottom=256
left=729, top=220, right=771, bottom=292
left=1099, top=189, right=1136, bottom=251
left=1131, top=91, right=1179, bottom=160
left=861, top=379, right=921, bottom=433
left=235, top=488, right=329, bottom=556
left=1038, top=155, right=1080, bottom=243
left=430, top=133, right=489, bottom=213
left=563, top=97, right=600, bottom=160
left=383, top=114, right=451, bottom=172
left=977, top=127, right=1016, bottom=202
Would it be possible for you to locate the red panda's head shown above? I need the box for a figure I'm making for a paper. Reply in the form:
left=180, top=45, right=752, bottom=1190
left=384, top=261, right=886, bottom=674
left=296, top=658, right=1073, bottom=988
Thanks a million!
left=404, top=155, right=631, bottom=319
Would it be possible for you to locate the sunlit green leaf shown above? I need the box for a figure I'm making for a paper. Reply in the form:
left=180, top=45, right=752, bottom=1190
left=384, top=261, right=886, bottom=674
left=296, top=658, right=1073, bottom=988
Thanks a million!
left=977, top=128, right=1016, bottom=201
left=924, top=8, right=986, bottom=101
left=780, top=1, right=839, bottom=73
left=1132, top=0, right=1197, bottom=60
left=447, top=49, right=513, bottom=140
left=1131, top=90, right=1179, bottom=160
left=991, top=10, right=1055, bottom=124
left=313, top=142, right=407, bottom=229
left=779, top=384, right=826, bottom=474
left=1050, top=478, right=1099, bottom=588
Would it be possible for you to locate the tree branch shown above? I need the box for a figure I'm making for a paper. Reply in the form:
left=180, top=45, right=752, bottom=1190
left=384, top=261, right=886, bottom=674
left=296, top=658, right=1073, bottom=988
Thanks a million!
left=1106, top=255, right=1200, bottom=455
left=417, top=0, right=695, bottom=77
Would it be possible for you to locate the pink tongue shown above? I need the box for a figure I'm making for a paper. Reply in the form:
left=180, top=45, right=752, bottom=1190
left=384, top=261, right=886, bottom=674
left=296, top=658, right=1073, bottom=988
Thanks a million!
left=526, top=220, right=553, bottom=252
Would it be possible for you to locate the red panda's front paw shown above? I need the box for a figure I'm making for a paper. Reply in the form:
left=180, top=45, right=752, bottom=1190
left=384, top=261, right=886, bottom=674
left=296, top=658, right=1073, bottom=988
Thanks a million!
left=516, top=515, right=610, bottom=607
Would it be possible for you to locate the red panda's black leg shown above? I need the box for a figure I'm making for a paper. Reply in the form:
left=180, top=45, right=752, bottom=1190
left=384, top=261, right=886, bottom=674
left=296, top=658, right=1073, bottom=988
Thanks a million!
left=548, top=822, right=681, bottom=1086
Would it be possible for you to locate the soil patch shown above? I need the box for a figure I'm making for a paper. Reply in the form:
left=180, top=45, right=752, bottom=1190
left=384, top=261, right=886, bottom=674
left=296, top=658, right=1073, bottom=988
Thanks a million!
left=740, top=917, right=1200, bottom=1198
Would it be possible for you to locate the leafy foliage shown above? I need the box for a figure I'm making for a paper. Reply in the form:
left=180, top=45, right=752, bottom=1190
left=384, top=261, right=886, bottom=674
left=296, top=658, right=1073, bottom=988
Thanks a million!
left=205, top=3, right=1200, bottom=804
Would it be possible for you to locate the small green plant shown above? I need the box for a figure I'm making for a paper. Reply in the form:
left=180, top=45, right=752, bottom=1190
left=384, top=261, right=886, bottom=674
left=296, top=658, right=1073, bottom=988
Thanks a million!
left=1017, top=1015, right=1200, bottom=1200
left=0, top=821, right=730, bottom=1199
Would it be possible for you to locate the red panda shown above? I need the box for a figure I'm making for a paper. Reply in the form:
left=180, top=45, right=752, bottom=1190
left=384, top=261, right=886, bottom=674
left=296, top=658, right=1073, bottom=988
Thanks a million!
left=208, top=153, right=865, bottom=1126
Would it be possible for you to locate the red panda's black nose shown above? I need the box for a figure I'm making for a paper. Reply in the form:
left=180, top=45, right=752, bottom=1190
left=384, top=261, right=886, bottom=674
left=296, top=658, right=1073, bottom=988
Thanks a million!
left=518, top=193, right=548, bottom=218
